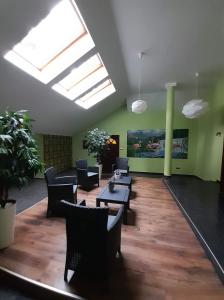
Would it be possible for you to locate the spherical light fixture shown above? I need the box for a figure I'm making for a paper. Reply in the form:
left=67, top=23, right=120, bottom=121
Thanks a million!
left=182, top=73, right=208, bottom=118
left=131, top=52, right=148, bottom=114
left=182, top=99, right=208, bottom=119
left=131, top=100, right=148, bottom=114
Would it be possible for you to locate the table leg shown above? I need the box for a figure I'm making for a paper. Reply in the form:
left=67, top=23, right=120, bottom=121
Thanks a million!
left=123, top=204, right=128, bottom=225
left=96, top=199, right=100, bottom=207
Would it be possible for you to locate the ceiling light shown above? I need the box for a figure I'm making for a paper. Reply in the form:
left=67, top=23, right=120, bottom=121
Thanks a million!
left=131, top=52, right=147, bottom=114
left=182, top=73, right=208, bottom=118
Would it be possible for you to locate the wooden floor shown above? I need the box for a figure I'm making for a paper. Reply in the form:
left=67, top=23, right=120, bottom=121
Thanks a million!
left=0, top=176, right=224, bottom=300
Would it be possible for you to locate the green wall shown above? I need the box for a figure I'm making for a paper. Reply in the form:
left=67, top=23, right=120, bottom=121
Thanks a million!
left=195, top=80, right=224, bottom=181
left=72, top=105, right=198, bottom=175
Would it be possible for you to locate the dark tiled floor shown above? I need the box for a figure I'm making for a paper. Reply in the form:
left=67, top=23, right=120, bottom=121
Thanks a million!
left=165, top=175, right=224, bottom=282
left=9, top=179, right=47, bottom=214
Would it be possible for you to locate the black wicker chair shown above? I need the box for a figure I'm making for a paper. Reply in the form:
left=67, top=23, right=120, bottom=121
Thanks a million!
left=61, top=200, right=124, bottom=281
left=112, top=157, right=129, bottom=175
left=44, top=167, right=77, bottom=217
left=75, top=160, right=99, bottom=188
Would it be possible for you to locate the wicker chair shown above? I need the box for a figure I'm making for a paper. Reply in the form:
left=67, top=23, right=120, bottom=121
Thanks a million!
left=44, top=167, right=77, bottom=217
left=61, top=200, right=124, bottom=281
left=75, top=160, right=99, bottom=188
left=112, top=157, right=129, bottom=175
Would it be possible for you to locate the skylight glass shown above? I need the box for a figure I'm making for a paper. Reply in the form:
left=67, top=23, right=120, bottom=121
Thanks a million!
left=52, top=54, right=109, bottom=100
left=4, top=0, right=95, bottom=83
left=3, top=0, right=116, bottom=109
left=75, top=79, right=116, bottom=109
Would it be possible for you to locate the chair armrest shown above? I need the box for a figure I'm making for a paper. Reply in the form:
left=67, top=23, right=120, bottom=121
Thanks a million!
left=88, top=166, right=99, bottom=173
left=54, top=176, right=77, bottom=185
left=48, top=183, right=74, bottom=188
left=107, top=205, right=124, bottom=232
left=107, top=205, right=124, bottom=256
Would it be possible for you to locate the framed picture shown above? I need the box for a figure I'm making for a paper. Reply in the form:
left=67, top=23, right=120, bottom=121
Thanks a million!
left=82, top=139, right=88, bottom=149
left=127, top=129, right=188, bottom=159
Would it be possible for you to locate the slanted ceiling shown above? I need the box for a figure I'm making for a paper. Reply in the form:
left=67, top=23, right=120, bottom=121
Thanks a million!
left=0, top=0, right=224, bottom=135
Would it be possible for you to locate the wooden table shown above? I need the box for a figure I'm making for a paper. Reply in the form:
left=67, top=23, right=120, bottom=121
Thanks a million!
left=96, top=186, right=130, bottom=224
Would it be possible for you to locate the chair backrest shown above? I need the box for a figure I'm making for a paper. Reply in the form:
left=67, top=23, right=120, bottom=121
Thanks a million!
left=62, top=201, right=109, bottom=257
left=116, top=157, right=129, bottom=170
left=76, top=160, right=88, bottom=170
left=44, top=167, right=57, bottom=185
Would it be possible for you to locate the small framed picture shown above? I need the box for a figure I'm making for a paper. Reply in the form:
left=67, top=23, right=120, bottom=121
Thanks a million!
left=83, top=140, right=88, bottom=149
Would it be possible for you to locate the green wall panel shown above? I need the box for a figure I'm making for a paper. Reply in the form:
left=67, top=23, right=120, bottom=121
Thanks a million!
left=195, top=80, right=224, bottom=181
left=73, top=105, right=197, bottom=175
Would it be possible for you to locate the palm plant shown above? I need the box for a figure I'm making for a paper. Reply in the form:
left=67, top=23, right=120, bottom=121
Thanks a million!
left=86, top=128, right=110, bottom=164
left=0, top=110, right=43, bottom=208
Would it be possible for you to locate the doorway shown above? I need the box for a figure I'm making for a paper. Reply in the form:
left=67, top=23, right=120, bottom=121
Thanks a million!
left=102, top=135, right=119, bottom=174
left=220, top=141, right=224, bottom=197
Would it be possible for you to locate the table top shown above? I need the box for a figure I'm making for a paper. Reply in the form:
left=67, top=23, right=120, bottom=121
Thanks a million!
left=96, top=186, right=129, bottom=203
left=111, top=175, right=132, bottom=185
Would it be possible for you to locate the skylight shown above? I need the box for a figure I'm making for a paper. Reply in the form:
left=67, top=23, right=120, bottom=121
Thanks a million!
left=75, top=79, right=116, bottom=109
left=4, top=0, right=95, bottom=83
left=52, top=54, right=109, bottom=100
left=3, top=0, right=116, bottom=109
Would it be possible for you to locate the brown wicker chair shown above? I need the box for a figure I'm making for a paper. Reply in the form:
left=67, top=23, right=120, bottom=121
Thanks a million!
left=44, top=167, right=77, bottom=217
left=75, top=160, right=99, bottom=188
left=112, top=157, right=129, bottom=175
left=61, top=200, right=124, bottom=281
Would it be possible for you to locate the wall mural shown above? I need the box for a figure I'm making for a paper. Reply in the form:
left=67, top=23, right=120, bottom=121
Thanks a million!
left=127, top=129, right=188, bottom=159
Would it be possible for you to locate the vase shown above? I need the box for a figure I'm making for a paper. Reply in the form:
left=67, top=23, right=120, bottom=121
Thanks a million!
left=114, top=169, right=121, bottom=179
left=0, top=200, right=16, bottom=249
left=108, top=181, right=115, bottom=192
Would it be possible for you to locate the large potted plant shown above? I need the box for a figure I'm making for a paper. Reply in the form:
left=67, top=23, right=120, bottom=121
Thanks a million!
left=86, top=128, right=110, bottom=179
left=0, top=110, right=42, bottom=249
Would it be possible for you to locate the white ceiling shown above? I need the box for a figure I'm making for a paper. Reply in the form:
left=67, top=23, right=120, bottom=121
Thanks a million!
left=0, top=0, right=223, bottom=135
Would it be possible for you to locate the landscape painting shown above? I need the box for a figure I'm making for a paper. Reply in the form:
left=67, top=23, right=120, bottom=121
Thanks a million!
left=172, top=129, right=188, bottom=159
left=127, top=129, right=188, bottom=159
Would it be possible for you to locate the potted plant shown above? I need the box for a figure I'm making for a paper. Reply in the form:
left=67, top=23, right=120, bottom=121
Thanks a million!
left=0, top=110, right=42, bottom=249
left=86, top=128, right=110, bottom=179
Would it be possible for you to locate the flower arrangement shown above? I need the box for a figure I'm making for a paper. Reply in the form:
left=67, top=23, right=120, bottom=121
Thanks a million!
left=114, top=169, right=121, bottom=179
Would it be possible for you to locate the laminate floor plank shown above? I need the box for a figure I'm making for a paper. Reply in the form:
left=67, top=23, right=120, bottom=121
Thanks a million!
left=0, top=176, right=223, bottom=300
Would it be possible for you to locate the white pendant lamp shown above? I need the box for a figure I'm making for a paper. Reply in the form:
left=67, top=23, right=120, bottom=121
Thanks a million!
left=182, top=73, right=208, bottom=118
left=131, top=52, right=148, bottom=114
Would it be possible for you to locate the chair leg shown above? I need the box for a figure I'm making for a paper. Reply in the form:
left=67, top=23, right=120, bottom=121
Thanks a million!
left=46, top=207, right=51, bottom=218
left=64, top=268, right=68, bottom=281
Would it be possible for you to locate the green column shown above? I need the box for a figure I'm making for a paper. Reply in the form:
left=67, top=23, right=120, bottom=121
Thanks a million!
left=164, top=84, right=175, bottom=176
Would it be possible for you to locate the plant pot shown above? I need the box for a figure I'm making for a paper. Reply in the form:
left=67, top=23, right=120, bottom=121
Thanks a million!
left=95, top=164, right=103, bottom=180
left=0, top=200, right=16, bottom=249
